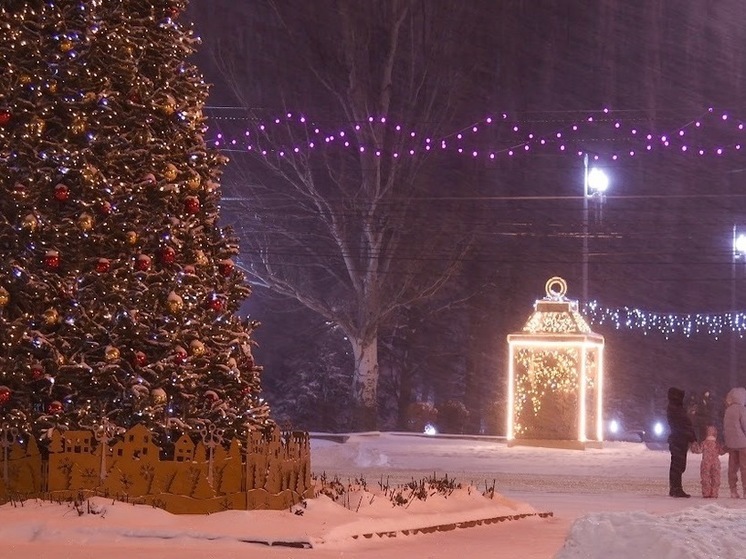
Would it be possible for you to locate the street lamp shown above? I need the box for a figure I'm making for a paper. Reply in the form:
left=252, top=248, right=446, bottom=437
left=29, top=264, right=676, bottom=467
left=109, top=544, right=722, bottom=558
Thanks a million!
left=731, top=226, right=746, bottom=387
left=582, top=154, right=610, bottom=306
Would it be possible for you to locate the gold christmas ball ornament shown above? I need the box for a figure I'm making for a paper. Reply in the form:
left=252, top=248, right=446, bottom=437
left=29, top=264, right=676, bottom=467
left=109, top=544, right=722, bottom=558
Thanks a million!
left=21, top=213, right=38, bottom=232
left=71, top=116, right=86, bottom=135
left=27, top=117, right=45, bottom=136
left=163, top=163, right=178, bottom=182
left=105, top=345, right=120, bottom=361
left=0, top=287, right=9, bottom=307
left=18, top=74, right=32, bottom=85
left=151, top=388, right=167, bottom=405
left=125, top=230, right=138, bottom=245
left=59, top=38, right=74, bottom=52
left=186, top=172, right=200, bottom=191
left=81, top=164, right=98, bottom=183
left=160, top=94, right=177, bottom=116
left=189, top=339, right=205, bottom=356
left=43, top=307, right=60, bottom=325
left=194, top=250, right=208, bottom=266
left=47, top=80, right=58, bottom=93
left=166, top=291, right=183, bottom=313
left=77, top=212, right=94, bottom=231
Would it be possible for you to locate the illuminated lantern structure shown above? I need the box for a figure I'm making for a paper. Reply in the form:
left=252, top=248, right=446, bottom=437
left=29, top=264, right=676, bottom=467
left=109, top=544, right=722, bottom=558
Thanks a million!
left=507, top=277, right=605, bottom=449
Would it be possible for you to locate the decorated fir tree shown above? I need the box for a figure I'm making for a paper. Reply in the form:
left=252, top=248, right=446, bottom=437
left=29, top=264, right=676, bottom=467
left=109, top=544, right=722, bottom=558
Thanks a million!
left=0, top=0, right=271, bottom=454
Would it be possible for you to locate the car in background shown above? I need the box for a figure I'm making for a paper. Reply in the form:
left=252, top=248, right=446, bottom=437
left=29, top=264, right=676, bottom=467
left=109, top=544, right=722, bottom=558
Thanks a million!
left=605, top=417, right=668, bottom=444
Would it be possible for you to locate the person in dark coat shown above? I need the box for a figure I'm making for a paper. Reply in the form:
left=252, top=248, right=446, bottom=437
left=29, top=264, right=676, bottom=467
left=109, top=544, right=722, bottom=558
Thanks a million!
left=666, top=386, right=697, bottom=498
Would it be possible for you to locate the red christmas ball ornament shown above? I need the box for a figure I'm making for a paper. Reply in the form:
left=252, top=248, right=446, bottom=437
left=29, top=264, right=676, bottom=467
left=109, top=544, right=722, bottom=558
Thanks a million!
left=135, top=253, right=151, bottom=271
left=166, top=5, right=180, bottom=18
left=47, top=400, right=64, bottom=414
left=0, top=385, right=11, bottom=406
left=133, top=351, right=147, bottom=367
left=0, top=109, right=11, bottom=126
left=161, top=246, right=176, bottom=264
left=208, top=297, right=224, bottom=312
left=96, top=258, right=110, bottom=273
left=173, top=346, right=188, bottom=364
left=45, top=250, right=60, bottom=270
left=30, top=364, right=45, bottom=380
left=184, top=196, right=200, bottom=214
left=141, top=172, right=156, bottom=185
left=183, top=264, right=196, bottom=275
left=99, top=201, right=112, bottom=215
left=218, top=259, right=234, bottom=277
left=54, top=183, right=69, bottom=201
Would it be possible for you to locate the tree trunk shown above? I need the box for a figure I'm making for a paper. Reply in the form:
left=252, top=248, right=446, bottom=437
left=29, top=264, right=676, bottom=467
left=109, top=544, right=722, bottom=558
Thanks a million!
left=351, top=336, right=379, bottom=430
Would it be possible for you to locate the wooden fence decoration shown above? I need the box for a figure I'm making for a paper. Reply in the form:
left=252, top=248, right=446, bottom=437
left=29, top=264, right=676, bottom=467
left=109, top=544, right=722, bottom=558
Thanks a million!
left=0, top=423, right=312, bottom=514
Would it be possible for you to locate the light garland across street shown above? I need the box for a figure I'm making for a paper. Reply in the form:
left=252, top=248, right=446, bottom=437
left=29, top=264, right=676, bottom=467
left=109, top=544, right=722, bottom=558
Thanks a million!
left=583, top=301, right=746, bottom=339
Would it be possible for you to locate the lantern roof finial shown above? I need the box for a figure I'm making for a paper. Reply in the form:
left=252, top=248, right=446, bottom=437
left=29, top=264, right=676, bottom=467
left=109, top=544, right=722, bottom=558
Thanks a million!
left=544, top=276, right=568, bottom=301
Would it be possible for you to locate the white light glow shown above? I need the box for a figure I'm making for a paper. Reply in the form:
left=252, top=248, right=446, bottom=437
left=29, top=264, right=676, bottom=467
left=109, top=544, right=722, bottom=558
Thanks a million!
left=735, top=233, right=746, bottom=255
left=587, top=168, right=609, bottom=194
left=579, top=348, right=587, bottom=442
left=424, top=423, right=437, bottom=436
left=507, top=343, right=515, bottom=440
left=609, top=419, right=620, bottom=434
left=597, top=347, right=605, bottom=441
left=653, top=421, right=665, bottom=437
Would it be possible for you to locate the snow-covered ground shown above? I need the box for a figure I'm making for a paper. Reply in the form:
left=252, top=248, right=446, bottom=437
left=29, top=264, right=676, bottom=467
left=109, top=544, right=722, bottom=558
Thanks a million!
left=3, top=432, right=746, bottom=558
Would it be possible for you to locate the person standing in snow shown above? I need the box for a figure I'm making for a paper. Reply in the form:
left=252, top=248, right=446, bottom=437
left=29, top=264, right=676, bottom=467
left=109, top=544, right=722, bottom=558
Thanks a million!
left=722, top=387, right=746, bottom=498
left=666, top=387, right=697, bottom=498
left=694, top=391, right=715, bottom=442
left=690, top=425, right=728, bottom=498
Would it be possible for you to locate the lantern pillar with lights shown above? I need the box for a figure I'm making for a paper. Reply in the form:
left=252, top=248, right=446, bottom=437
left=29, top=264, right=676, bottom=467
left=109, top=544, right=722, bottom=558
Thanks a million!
left=507, top=277, right=605, bottom=449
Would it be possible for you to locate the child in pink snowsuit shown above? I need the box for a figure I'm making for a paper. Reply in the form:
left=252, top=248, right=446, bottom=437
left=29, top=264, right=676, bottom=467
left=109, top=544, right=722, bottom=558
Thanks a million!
left=691, top=425, right=728, bottom=498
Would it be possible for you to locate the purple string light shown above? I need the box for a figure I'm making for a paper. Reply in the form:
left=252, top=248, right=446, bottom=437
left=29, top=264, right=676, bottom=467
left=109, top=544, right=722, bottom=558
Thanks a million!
left=207, top=108, right=746, bottom=163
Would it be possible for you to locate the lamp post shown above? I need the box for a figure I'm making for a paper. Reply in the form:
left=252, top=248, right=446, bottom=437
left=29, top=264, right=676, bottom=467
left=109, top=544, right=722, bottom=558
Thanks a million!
left=582, top=154, right=609, bottom=307
left=731, top=226, right=746, bottom=387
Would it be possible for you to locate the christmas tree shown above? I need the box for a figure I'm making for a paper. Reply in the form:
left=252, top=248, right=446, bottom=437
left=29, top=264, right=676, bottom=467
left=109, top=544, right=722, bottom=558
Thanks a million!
left=0, top=0, right=271, bottom=454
